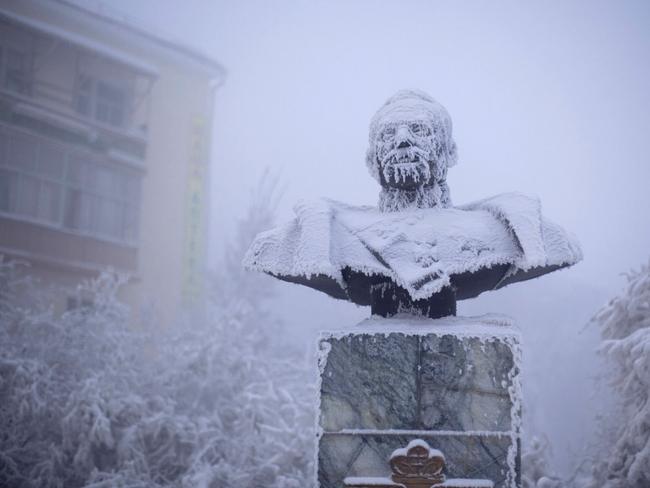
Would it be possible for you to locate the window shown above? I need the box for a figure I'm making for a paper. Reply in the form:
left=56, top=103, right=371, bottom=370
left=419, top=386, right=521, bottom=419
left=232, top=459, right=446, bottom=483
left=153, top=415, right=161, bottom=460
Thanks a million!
left=62, top=152, right=140, bottom=242
left=0, top=131, right=63, bottom=223
left=75, top=74, right=129, bottom=128
left=96, top=80, right=126, bottom=126
left=0, top=125, right=141, bottom=244
left=0, top=44, right=31, bottom=95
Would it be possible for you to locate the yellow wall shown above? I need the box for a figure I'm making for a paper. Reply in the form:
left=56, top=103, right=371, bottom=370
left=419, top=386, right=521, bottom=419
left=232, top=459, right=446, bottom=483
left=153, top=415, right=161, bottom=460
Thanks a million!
left=132, top=64, right=214, bottom=326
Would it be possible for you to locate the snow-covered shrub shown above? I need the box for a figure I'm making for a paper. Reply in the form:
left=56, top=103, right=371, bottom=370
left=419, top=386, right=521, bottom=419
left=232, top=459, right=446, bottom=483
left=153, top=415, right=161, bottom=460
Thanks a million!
left=0, top=262, right=142, bottom=487
left=522, top=436, right=564, bottom=488
left=585, top=260, right=650, bottom=487
left=0, top=175, right=315, bottom=487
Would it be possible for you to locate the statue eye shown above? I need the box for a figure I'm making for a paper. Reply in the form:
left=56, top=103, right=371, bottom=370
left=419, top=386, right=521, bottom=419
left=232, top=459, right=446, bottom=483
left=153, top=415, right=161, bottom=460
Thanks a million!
left=410, top=123, right=429, bottom=136
left=382, top=127, right=396, bottom=140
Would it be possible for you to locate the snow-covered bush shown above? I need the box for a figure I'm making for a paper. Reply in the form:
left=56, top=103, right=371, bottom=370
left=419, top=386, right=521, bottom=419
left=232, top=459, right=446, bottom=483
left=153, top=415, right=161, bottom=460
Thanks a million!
left=522, top=436, right=564, bottom=488
left=0, top=176, right=315, bottom=487
left=585, top=260, right=650, bottom=487
left=0, top=262, right=143, bottom=487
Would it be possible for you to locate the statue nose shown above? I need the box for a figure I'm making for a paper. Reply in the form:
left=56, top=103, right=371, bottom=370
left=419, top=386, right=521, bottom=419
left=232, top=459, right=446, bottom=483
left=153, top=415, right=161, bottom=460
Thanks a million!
left=398, top=140, right=412, bottom=149
left=396, top=126, right=412, bottom=148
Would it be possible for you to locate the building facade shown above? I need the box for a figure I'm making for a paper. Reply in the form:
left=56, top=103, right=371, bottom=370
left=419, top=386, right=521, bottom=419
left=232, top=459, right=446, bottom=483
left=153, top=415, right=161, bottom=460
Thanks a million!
left=0, top=0, right=225, bottom=325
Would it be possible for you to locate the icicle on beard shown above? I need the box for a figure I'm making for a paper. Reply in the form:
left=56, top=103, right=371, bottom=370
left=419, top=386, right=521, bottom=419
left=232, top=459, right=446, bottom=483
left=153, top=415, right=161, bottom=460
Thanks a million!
left=377, top=146, right=451, bottom=212
left=377, top=143, right=431, bottom=185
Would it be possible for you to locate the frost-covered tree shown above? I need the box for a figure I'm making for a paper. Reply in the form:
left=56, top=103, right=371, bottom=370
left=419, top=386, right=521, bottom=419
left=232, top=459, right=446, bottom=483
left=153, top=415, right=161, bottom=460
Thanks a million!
left=0, top=174, right=315, bottom=488
left=586, top=260, right=650, bottom=487
left=0, top=263, right=144, bottom=487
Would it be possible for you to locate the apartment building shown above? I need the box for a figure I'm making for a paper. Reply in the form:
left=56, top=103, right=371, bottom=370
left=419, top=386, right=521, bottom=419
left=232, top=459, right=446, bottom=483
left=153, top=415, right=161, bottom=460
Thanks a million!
left=0, top=0, right=225, bottom=325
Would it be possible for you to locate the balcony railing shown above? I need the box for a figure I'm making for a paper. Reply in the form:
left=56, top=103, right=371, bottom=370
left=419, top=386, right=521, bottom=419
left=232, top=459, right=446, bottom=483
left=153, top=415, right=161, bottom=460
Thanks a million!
left=1, top=72, right=151, bottom=144
left=0, top=122, right=142, bottom=247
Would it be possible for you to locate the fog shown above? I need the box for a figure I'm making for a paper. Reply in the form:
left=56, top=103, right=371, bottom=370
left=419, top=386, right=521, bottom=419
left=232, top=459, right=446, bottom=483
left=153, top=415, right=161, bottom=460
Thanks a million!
left=100, top=0, right=650, bottom=477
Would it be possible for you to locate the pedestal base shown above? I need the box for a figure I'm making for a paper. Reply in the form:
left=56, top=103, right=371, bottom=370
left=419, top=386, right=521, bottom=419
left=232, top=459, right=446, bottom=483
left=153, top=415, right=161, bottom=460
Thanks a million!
left=316, top=315, right=521, bottom=488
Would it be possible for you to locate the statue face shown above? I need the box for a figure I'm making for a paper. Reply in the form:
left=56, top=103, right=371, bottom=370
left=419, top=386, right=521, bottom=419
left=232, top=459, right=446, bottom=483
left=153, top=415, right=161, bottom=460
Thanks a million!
left=367, top=90, right=457, bottom=210
left=376, top=119, right=437, bottom=190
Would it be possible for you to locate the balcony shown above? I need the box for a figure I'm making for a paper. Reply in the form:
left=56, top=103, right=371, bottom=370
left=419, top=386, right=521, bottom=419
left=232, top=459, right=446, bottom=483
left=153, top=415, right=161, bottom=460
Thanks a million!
left=0, top=11, right=157, bottom=274
left=0, top=122, right=141, bottom=273
left=0, top=13, right=155, bottom=153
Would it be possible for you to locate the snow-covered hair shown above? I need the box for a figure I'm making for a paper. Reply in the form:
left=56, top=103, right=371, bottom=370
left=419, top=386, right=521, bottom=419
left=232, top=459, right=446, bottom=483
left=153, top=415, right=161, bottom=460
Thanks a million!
left=366, top=90, right=458, bottom=211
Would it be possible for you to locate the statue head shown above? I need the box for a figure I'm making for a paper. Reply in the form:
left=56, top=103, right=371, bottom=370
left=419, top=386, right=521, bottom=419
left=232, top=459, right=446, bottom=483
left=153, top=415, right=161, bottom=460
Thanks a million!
left=366, top=90, right=458, bottom=211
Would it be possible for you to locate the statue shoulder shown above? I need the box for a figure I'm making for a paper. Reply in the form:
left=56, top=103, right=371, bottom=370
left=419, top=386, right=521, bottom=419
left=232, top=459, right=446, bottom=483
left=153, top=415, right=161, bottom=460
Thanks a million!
left=459, top=192, right=582, bottom=270
left=243, top=197, right=377, bottom=285
left=458, top=192, right=541, bottom=215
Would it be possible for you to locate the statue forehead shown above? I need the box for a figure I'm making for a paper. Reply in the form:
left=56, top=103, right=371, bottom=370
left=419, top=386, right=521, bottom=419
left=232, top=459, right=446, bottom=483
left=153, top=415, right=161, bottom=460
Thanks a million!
left=372, top=98, right=451, bottom=132
left=377, top=116, right=430, bottom=126
left=375, top=101, right=434, bottom=121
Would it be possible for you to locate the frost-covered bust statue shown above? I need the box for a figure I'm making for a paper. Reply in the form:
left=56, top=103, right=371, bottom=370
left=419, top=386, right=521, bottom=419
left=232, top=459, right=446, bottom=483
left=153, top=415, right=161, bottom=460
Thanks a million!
left=244, top=90, right=582, bottom=318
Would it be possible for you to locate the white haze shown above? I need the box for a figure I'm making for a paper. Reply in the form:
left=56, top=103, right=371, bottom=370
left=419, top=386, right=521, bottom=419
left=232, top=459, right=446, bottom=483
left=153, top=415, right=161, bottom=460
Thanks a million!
left=99, top=0, right=650, bottom=476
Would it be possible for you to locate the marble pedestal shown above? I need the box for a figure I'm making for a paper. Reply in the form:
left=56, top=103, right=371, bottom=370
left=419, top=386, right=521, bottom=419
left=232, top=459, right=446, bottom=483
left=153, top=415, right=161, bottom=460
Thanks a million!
left=316, top=315, right=521, bottom=488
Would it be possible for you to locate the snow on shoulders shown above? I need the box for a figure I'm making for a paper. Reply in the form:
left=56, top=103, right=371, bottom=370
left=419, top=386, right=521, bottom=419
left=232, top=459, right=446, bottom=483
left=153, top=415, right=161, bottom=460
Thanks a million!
left=244, top=193, right=582, bottom=302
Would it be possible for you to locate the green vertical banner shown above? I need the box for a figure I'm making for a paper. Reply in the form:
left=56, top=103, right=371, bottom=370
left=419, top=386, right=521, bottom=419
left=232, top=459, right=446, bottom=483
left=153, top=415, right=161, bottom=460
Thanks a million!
left=182, top=115, right=207, bottom=306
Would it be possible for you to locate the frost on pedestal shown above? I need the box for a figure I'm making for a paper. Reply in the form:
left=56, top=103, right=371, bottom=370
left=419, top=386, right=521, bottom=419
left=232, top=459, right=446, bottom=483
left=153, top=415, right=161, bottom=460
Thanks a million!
left=317, top=316, right=521, bottom=488
left=244, top=90, right=581, bottom=488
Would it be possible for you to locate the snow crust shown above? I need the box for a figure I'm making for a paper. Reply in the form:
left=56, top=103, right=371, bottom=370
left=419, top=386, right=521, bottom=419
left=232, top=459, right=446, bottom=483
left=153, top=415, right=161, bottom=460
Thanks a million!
left=335, top=313, right=519, bottom=339
left=390, top=438, right=444, bottom=461
left=244, top=193, right=582, bottom=302
left=441, top=479, right=494, bottom=487
left=343, top=476, right=494, bottom=487
left=333, top=429, right=512, bottom=437
left=505, top=332, right=523, bottom=488
left=343, top=477, right=394, bottom=486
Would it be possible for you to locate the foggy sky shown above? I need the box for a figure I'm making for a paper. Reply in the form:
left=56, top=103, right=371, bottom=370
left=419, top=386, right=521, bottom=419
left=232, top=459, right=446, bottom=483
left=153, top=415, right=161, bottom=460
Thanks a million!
left=98, top=0, right=649, bottom=476
left=105, top=0, right=650, bottom=285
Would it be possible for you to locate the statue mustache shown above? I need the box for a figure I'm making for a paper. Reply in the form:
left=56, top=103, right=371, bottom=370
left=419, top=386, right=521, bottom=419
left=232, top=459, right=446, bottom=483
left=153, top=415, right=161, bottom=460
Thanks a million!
left=379, top=145, right=430, bottom=165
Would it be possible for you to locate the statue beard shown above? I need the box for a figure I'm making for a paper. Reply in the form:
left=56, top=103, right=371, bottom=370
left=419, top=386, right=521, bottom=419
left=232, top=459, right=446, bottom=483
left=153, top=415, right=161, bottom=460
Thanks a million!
left=377, top=154, right=451, bottom=212
left=379, top=146, right=431, bottom=189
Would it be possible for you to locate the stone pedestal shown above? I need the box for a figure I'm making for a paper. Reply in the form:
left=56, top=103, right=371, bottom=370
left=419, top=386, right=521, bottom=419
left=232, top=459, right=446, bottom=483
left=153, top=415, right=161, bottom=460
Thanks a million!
left=316, top=315, right=521, bottom=488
